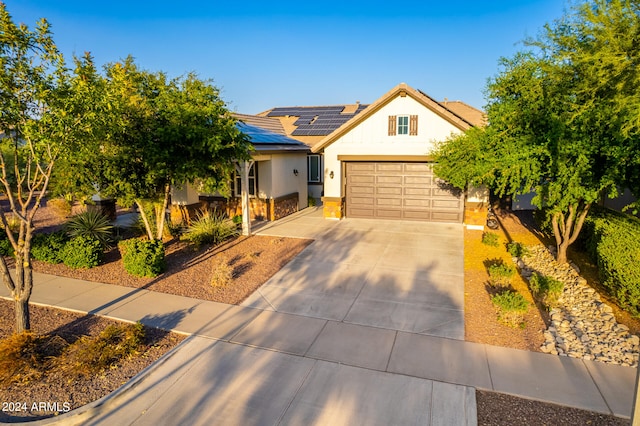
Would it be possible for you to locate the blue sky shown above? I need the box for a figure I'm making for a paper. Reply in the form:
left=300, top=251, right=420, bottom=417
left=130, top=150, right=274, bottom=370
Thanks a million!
left=9, top=1, right=568, bottom=114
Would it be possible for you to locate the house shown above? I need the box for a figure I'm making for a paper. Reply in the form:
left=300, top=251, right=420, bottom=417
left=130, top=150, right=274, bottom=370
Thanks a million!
left=258, top=103, right=369, bottom=202
left=309, top=83, right=485, bottom=223
left=170, top=114, right=310, bottom=223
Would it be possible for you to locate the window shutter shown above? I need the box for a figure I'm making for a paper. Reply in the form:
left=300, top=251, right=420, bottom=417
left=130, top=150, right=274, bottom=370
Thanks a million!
left=388, top=115, right=397, bottom=136
left=409, top=115, right=418, bottom=135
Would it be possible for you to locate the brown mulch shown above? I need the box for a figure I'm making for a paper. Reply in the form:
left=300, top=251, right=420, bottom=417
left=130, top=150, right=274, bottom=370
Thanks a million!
left=31, top=235, right=312, bottom=305
left=0, top=300, right=185, bottom=421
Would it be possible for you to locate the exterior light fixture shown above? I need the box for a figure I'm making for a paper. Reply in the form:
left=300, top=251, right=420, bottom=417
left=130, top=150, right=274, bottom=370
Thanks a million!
left=293, top=169, right=299, bottom=176
left=329, top=171, right=334, bottom=179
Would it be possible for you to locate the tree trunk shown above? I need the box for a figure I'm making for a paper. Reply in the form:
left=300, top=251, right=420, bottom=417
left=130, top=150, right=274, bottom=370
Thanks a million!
left=15, top=297, right=30, bottom=333
left=136, top=200, right=155, bottom=240
left=556, top=240, right=569, bottom=265
left=156, top=183, right=170, bottom=241
left=551, top=202, right=591, bottom=265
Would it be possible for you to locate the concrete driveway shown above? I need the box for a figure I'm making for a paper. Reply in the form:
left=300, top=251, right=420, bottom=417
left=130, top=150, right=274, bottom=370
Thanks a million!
left=244, top=207, right=465, bottom=340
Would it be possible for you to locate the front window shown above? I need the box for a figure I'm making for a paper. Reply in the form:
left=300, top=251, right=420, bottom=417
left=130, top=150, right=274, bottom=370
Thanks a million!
left=397, top=116, right=409, bottom=135
left=234, top=163, right=257, bottom=197
left=308, top=154, right=321, bottom=183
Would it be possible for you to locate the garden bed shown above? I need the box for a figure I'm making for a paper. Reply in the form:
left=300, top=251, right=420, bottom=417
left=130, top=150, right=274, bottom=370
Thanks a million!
left=0, top=301, right=185, bottom=422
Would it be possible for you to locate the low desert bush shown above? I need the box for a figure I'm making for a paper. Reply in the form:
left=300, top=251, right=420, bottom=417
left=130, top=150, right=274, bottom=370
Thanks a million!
left=60, top=235, right=103, bottom=269
left=119, top=238, right=166, bottom=277
left=181, top=209, right=238, bottom=248
left=48, top=197, right=73, bottom=218
left=65, top=210, right=114, bottom=248
left=0, top=332, right=46, bottom=385
left=491, top=290, right=529, bottom=328
left=485, top=259, right=516, bottom=288
left=54, top=323, right=145, bottom=377
left=31, top=231, right=69, bottom=264
left=506, top=241, right=529, bottom=258
left=528, top=272, right=564, bottom=308
left=211, top=260, right=233, bottom=288
left=481, top=231, right=499, bottom=247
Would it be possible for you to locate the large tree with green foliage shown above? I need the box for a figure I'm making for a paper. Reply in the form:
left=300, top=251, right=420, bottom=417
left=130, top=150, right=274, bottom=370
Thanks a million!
left=58, top=58, right=252, bottom=241
left=433, top=0, right=640, bottom=264
left=0, top=5, right=104, bottom=332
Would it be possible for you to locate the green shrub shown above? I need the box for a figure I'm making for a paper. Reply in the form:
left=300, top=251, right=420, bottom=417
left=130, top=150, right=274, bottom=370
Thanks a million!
left=528, top=273, right=564, bottom=307
left=582, top=207, right=640, bottom=315
left=0, top=229, right=13, bottom=257
left=31, top=231, right=69, bottom=264
left=181, top=209, right=238, bottom=248
left=485, top=260, right=516, bottom=288
left=119, top=238, right=166, bottom=277
left=232, top=215, right=242, bottom=225
left=54, top=322, right=145, bottom=377
left=61, top=235, right=103, bottom=269
left=481, top=231, right=499, bottom=247
left=506, top=241, right=529, bottom=258
left=308, top=195, right=317, bottom=207
left=65, top=210, right=114, bottom=248
left=491, top=290, right=529, bottom=327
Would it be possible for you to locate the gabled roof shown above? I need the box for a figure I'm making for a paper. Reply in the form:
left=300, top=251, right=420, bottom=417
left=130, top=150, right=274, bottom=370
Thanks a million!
left=236, top=121, right=309, bottom=154
left=311, top=83, right=477, bottom=153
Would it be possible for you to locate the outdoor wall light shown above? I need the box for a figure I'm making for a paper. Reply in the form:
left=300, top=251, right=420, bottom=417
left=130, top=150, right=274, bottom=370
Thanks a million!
left=329, top=171, right=334, bottom=179
left=293, top=169, right=299, bottom=176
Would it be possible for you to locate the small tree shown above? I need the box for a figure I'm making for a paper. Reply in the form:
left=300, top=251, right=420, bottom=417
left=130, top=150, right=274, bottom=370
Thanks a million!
left=433, top=0, right=640, bottom=264
left=0, top=5, right=103, bottom=332
left=88, top=59, right=251, bottom=241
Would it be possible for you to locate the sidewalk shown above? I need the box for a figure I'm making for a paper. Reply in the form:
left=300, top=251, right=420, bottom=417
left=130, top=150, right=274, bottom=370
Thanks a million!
left=1, top=272, right=636, bottom=424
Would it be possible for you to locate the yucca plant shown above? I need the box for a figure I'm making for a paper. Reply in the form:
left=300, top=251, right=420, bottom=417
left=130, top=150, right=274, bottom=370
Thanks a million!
left=181, top=209, right=238, bottom=248
left=65, top=210, right=114, bottom=248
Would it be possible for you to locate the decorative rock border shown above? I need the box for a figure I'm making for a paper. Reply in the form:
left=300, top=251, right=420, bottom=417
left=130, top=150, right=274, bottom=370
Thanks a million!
left=514, top=245, right=639, bottom=367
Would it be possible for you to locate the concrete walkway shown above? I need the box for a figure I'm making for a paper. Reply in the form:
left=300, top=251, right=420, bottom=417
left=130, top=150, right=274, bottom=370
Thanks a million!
left=0, top=208, right=636, bottom=424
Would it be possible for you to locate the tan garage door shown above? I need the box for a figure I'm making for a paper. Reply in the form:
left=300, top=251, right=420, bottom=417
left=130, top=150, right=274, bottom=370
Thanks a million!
left=345, top=162, right=464, bottom=222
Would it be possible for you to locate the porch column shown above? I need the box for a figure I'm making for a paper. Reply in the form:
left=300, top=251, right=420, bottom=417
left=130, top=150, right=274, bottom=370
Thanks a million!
left=237, top=160, right=254, bottom=236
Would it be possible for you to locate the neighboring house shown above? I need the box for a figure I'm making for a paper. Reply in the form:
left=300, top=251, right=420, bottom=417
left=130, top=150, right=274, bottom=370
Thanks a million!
left=170, top=114, right=310, bottom=223
left=258, top=103, right=369, bottom=201
left=310, top=82, right=485, bottom=223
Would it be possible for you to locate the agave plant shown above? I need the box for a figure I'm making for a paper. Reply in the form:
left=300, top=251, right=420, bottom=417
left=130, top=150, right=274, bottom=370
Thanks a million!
left=64, top=209, right=114, bottom=248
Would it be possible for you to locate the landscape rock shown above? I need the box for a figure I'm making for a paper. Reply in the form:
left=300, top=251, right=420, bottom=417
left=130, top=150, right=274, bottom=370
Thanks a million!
left=514, top=245, right=639, bottom=368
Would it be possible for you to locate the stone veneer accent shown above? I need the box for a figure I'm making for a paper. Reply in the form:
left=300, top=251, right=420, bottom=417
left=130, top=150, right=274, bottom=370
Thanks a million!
left=464, top=201, right=488, bottom=228
left=269, top=193, right=299, bottom=221
left=171, top=193, right=300, bottom=225
left=322, top=197, right=344, bottom=219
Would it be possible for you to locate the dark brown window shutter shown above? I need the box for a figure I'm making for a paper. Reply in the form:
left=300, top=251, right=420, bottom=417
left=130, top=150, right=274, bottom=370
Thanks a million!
left=410, top=115, right=418, bottom=135
left=388, top=115, right=397, bottom=136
